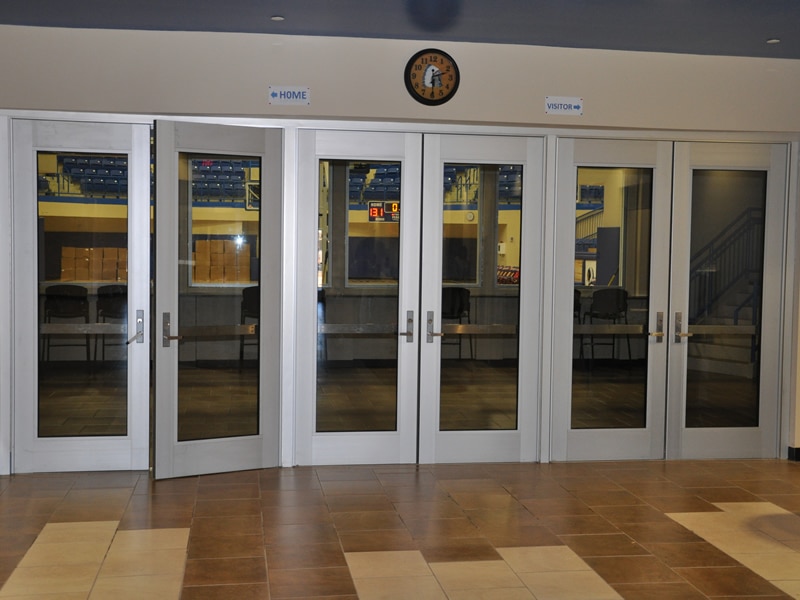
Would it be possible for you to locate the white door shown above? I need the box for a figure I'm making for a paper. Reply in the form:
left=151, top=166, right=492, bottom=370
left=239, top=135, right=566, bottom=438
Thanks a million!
left=12, top=119, right=150, bottom=472
left=296, top=130, right=544, bottom=465
left=551, top=138, right=787, bottom=460
left=153, top=121, right=282, bottom=479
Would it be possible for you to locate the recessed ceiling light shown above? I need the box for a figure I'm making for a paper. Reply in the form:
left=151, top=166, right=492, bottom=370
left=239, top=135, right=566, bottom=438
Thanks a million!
left=766, top=38, right=781, bottom=44
left=270, top=15, right=285, bottom=21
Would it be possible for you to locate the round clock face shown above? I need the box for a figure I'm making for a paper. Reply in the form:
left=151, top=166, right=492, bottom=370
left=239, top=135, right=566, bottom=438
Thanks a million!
left=404, top=49, right=460, bottom=106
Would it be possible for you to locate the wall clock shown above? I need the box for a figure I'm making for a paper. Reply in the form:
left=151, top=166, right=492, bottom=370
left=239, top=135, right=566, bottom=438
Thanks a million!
left=404, top=49, right=460, bottom=106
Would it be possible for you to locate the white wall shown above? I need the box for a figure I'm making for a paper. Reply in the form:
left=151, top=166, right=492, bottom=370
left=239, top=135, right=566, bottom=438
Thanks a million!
left=1, top=25, right=799, bottom=133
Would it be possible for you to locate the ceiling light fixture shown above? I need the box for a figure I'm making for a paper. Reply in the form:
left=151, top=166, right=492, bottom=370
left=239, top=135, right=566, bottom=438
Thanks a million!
left=766, top=38, right=781, bottom=44
left=270, top=15, right=285, bottom=22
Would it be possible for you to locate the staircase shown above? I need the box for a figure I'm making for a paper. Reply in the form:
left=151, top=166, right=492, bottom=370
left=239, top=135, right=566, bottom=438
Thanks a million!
left=687, top=208, right=763, bottom=379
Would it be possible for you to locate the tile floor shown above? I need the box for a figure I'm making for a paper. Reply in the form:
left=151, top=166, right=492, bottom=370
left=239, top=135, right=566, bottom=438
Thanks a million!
left=1, top=460, right=800, bottom=598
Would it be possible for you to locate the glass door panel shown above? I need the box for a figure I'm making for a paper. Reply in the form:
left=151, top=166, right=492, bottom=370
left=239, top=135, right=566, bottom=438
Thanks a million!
left=37, top=151, right=129, bottom=438
left=13, top=120, right=150, bottom=473
left=176, top=153, right=261, bottom=442
left=439, top=162, right=521, bottom=432
left=571, top=167, right=653, bottom=430
left=685, top=169, right=765, bottom=429
left=154, top=121, right=281, bottom=479
left=316, top=160, right=401, bottom=433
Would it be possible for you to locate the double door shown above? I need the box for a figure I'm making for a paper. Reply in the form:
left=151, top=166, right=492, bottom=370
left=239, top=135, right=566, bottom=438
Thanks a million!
left=552, top=139, right=787, bottom=460
left=295, top=131, right=545, bottom=465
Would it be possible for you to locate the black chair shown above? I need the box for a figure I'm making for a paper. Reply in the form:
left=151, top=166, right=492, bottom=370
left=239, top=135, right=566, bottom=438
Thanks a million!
left=240, top=286, right=259, bottom=361
left=42, top=284, right=90, bottom=361
left=574, top=288, right=582, bottom=322
left=441, top=287, right=472, bottom=359
left=583, top=287, right=631, bottom=360
left=94, top=284, right=127, bottom=361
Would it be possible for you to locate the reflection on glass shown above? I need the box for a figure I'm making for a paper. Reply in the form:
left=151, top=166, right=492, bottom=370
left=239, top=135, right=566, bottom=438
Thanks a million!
left=439, top=164, right=521, bottom=431
left=686, top=170, right=765, bottom=428
left=37, top=151, right=129, bottom=437
left=177, top=153, right=261, bottom=442
left=316, top=160, right=400, bottom=432
left=571, top=168, right=652, bottom=429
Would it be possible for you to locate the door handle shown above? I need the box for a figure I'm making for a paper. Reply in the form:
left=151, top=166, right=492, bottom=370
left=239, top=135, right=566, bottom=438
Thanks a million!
left=674, top=312, right=694, bottom=343
left=648, top=311, right=664, bottom=342
left=427, top=310, right=445, bottom=343
left=162, top=312, right=183, bottom=347
left=126, top=309, right=145, bottom=345
left=398, top=310, right=414, bottom=343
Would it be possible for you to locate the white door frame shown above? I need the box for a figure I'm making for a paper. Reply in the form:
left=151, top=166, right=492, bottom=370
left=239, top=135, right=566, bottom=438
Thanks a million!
left=11, top=119, right=150, bottom=473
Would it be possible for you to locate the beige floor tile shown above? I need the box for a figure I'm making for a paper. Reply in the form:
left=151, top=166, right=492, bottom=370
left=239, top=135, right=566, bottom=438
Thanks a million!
left=772, top=579, right=800, bottom=598
left=498, top=546, right=591, bottom=573
left=108, top=528, right=190, bottom=550
left=0, top=594, right=87, bottom=600
left=0, top=563, right=99, bottom=596
left=518, top=570, right=623, bottom=600
left=447, top=589, right=536, bottom=599
left=701, top=527, right=795, bottom=554
left=17, top=540, right=111, bottom=567
left=713, top=501, right=787, bottom=515
left=667, top=511, right=738, bottom=533
left=430, top=560, right=525, bottom=591
left=353, top=575, right=447, bottom=599
left=345, top=550, right=432, bottom=578
left=733, top=552, right=800, bottom=581
left=88, top=572, right=184, bottom=600
left=35, top=521, right=118, bottom=544
left=97, top=547, right=187, bottom=577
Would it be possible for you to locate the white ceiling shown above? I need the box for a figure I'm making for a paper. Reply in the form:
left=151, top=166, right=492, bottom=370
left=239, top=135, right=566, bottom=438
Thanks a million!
left=3, top=0, right=799, bottom=59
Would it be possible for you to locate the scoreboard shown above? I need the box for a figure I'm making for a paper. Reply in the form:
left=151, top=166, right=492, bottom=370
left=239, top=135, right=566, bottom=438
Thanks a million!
left=367, top=201, right=400, bottom=222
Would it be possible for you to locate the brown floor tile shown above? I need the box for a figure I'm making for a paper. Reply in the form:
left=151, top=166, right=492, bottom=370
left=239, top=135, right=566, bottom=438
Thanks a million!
left=418, top=536, right=502, bottom=562
left=616, top=521, right=703, bottom=544
left=263, top=522, right=339, bottom=545
left=331, top=510, right=407, bottom=531
left=337, top=528, right=418, bottom=552
left=183, top=556, right=267, bottom=586
left=266, top=541, right=347, bottom=570
left=644, top=541, right=740, bottom=568
left=262, top=503, right=334, bottom=526
left=482, top=524, right=564, bottom=547
left=194, top=498, right=262, bottom=517
left=0, top=533, right=38, bottom=556
left=268, top=566, right=356, bottom=598
left=198, top=470, right=261, bottom=486
left=584, top=555, right=684, bottom=584
left=192, top=515, right=263, bottom=538
left=316, top=467, right=379, bottom=482
left=393, top=499, right=465, bottom=520
left=574, top=489, right=643, bottom=506
left=382, top=484, right=451, bottom=503
left=730, top=478, right=800, bottom=495
left=521, top=496, right=596, bottom=516
left=612, top=582, right=708, bottom=599
left=181, top=583, right=272, bottom=600
left=540, top=514, right=620, bottom=535
left=621, top=480, right=695, bottom=497
left=196, top=483, right=260, bottom=500
left=325, top=493, right=394, bottom=512
left=593, top=504, right=674, bottom=524
left=465, top=506, right=540, bottom=528
left=118, top=510, right=194, bottom=530
left=133, top=476, right=199, bottom=495
left=675, top=565, right=789, bottom=597
left=642, top=494, right=721, bottom=513
left=260, top=489, right=326, bottom=507
left=188, top=534, right=265, bottom=559
left=560, top=533, right=649, bottom=557
left=404, top=516, right=484, bottom=540
left=686, top=486, right=763, bottom=503
left=320, top=480, right=385, bottom=495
